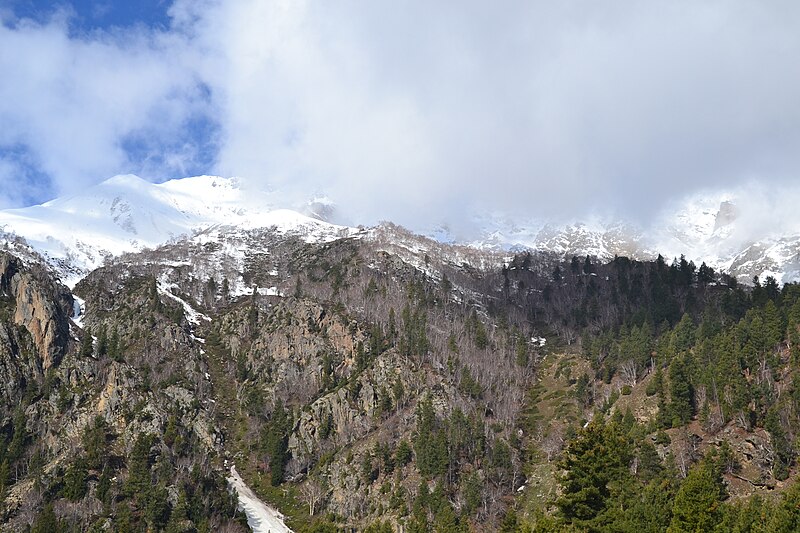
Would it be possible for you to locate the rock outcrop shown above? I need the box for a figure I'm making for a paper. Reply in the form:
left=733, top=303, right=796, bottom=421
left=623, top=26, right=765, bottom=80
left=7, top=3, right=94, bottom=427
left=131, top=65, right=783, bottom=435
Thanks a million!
left=0, top=252, right=72, bottom=371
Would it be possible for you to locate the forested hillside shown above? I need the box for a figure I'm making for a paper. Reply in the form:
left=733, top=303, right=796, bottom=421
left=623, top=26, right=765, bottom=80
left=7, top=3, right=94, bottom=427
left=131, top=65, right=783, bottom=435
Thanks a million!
left=2, top=227, right=800, bottom=531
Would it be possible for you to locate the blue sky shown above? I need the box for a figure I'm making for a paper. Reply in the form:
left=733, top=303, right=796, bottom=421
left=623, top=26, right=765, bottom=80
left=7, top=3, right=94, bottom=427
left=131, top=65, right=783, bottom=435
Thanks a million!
left=5, top=0, right=171, bottom=31
left=1, top=1, right=800, bottom=229
left=0, top=0, right=216, bottom=206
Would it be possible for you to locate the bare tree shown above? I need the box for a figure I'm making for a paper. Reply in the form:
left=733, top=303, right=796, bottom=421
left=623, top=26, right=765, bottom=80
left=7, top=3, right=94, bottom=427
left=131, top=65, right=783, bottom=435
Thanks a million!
left=620, top=359, right=639, bottom=387
left=300, top=478, right=327, bottom=517
left=539, top=426, right=566, bottom=461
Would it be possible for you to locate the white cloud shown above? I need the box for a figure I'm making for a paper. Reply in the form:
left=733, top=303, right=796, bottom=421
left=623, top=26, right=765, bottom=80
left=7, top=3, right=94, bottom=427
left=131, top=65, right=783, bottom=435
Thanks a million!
left=2, top=1, right=800, bottom=232
left=0, top=9, right=204, bottom=200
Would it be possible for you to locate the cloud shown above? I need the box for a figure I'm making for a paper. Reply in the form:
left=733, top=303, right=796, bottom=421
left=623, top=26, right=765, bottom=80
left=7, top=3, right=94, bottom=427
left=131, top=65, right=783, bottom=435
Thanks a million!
left=2, top=1, right=800, bottom=232
left=0, top=8, right=211, bottom=201
left=181, top=0, right=800, bottom=229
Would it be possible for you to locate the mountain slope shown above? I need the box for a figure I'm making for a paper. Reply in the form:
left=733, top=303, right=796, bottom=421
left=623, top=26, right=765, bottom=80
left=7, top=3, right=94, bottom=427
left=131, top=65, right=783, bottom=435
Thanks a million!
left=3, top=174, right=800, bottom=288
left=464, top=190, right=800, bottom=284
left=0, top=175, right=353, bottom=286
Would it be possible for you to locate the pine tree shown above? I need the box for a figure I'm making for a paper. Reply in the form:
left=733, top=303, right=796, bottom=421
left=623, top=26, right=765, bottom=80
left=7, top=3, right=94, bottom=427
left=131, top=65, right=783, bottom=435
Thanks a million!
left=414, top=395, right=448, bottom=478
left=30, top=503, right=60, bottom=533
left=165, top=490, right=189, bottom=533
left=556, top=418, right=631, bottom=528
left=767, top=480, right=800, bottom=531
left=671, top=313, right=695, bottom=354
left=80, top=328, right=93, bottom=357
left=97, top=325, right=108, bottom=358
left=265, top=401, right=290, bottom=486
left=765, top=406, right=792, bottom=480
left=667, top=462, right=726, bottom=532
left=62, top=457, right=88, bottom=501
left=668, top=356, right=694, bottom=426
left=126, top=433, right=154, bottom=497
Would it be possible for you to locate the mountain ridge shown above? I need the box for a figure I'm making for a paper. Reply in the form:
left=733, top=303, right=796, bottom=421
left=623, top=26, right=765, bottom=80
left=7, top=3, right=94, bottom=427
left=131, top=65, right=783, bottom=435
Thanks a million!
left=2, top=174, right=799, bottom=287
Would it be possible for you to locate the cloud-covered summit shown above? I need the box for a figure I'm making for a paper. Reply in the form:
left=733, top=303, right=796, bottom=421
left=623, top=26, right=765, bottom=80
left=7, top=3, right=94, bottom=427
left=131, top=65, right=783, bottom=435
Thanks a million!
left=1, top=1, right=799, bottom=233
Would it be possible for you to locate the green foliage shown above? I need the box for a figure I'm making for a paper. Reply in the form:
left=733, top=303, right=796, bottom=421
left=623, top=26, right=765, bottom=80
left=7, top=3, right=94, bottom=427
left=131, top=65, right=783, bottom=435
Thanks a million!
left=667, top=461, right=726, bottom=532
left=671, top=313, right=695, bottom=354
left=465, top=310, right=489, bottom=350
left=377, top=386, right=393, bottom=418
left=264, top=400, right=291, bottom=486
left=645, top=369, right=662, bottom=397
left=457, top=366, right=483, bottom=399
left=320, top=352, right=337, bottom=391
left=319, top=411, right=334, bottom=440
left=413, top=396, right=448, bottom=478
left=668, top=356, right=694, bottom=427
left=80, top=328, right=93, bottom=357
left=556, top=417, right=632, bottom=529
left=126, top=433, right=155, bottom=497
left=364, top=520, right=393, bottom=533
left=574, top=373, right=593, bottom=407
left=515, top=335, right=529, bottom=367
left=30, top=503, right=61, bottom=533
left=396, top=439, right=412, bottom=467
left=400, top=304, right=430, bottom=357
left=6, top=407, right=27, bottom=463
left=61, top=457, right=88, bottom=501
left=83, top=415, right=109, bottom=470
left=361, top=453, right=377, bottom=483
left=0, top=459, right=9, bottom=502
left=145, top=484, right=172, bottom=529
left=765, top=406, right=792, bottom=480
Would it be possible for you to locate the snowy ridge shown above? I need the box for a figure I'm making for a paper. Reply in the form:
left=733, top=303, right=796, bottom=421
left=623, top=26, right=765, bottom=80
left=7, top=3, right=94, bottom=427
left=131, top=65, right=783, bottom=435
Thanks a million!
left=3, top=174, right=800, bottom=286
left=457, top=187, right=800, bottom=284
left=0, top=175, right=355, bottom=286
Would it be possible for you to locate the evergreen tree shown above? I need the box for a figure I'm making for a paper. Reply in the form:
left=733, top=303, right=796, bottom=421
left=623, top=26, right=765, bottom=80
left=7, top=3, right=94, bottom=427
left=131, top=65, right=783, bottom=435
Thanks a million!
left=126, top=433, right=154, bottom=497
left=414, top=395, right=448, bottom=478
left=62, top=457, right=88, bottom=500
left=556, top=418, right=631, bottom=529
left=671, top=313, right=695, bottom=354
left=765, top=406, right=792, bottom=480
left=667, top=462, right=726, bottom=533
left=97, top=325, right=108, bottom=358
left=80, top=328, right=93, bottom=357
left=767, top=480, right=800, bottom=531
left=30, top=503, right=60, bottom=533
left=668, top=356, right=694, bottom=426
left=396, top=439, right=412, bottom=466
left=265, top=401, right=290, bottom=486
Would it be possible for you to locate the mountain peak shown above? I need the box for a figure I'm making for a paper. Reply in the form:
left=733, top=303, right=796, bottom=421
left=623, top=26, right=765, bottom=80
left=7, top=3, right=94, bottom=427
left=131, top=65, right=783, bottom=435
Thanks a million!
left=0, top=174, right=352, bottom=286
left=713, top=200, right=738, bottom=232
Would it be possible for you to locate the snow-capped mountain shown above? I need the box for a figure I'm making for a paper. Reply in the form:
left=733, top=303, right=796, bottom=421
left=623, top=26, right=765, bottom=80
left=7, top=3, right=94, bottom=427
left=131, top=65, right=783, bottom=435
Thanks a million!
left=0, top=174, right=354, bottom=286
left=461, top=187, right=800, bottom=284
left=2, top=174, right=800, bottom=286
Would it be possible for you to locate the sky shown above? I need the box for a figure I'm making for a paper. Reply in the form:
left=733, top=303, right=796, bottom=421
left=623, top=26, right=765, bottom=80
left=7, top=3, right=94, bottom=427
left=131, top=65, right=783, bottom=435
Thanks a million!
left=1, top=1, right=799, bottom=232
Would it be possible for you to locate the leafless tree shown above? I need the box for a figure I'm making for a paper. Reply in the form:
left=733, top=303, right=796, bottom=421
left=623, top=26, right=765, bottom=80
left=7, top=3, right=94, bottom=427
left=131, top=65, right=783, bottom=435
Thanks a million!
left=620, top=359, right=639, bottom=387
left=540, top=426, right=566, bottom=461
left=300, top=478, right=327, bottom=517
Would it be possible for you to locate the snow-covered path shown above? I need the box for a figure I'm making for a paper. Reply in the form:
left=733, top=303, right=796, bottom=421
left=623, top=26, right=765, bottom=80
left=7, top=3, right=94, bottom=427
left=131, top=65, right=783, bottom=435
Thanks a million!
left=228, top=466, right=292, bottom=533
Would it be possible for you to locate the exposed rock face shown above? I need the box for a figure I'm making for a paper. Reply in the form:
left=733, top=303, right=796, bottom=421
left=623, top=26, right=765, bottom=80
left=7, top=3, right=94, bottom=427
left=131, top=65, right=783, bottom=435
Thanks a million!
left=288, top=348, right=422, bottom=468
left=0, top=252, right=72, bottom=371
left=0, top=320, right=38, bottom=404
left=714, top=200, right=738, bottom=231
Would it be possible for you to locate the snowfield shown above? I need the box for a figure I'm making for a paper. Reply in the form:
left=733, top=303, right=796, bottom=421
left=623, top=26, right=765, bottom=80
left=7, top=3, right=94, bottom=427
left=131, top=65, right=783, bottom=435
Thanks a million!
left=2, top=173, right=800, bottom=285
left=228, top=466, right=292, bottom=533
left=0, top=174, right=355, bottom=285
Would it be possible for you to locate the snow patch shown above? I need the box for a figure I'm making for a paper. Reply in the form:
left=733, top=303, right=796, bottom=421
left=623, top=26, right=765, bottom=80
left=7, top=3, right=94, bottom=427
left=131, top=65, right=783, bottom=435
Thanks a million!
left=228, top=466, right=292, bottom=533
left=156, top=277, right=211, bottom=325
left=71, top=295, right=86, bottom=329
